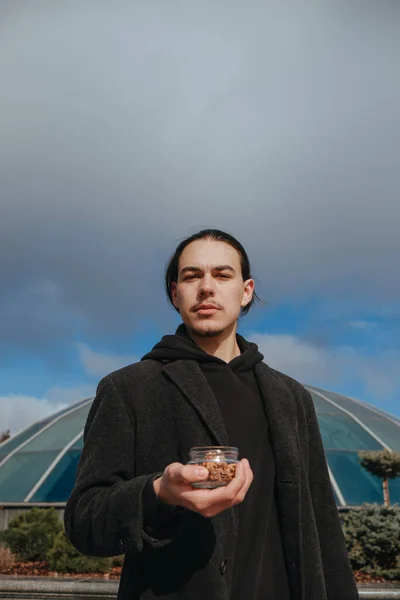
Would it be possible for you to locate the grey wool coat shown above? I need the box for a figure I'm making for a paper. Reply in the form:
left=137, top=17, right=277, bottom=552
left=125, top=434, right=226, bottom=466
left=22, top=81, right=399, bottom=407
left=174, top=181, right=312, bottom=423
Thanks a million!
left=64, top=359, right=359, bottom=600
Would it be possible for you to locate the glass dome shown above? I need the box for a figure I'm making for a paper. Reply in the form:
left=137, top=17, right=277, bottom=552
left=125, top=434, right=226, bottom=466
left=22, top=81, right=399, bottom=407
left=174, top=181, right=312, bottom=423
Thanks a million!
left=0, top=386, right=399, bottom=506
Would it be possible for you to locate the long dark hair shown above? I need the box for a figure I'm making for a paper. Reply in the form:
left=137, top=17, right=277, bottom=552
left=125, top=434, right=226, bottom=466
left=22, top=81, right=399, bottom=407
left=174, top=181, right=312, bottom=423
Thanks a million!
left=165, top=229, right=261, bottom=315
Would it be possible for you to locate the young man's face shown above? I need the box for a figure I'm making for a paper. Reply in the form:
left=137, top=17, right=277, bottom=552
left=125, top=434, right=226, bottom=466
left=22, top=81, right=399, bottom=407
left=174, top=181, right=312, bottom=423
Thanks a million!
left=171, top=238, right=254, bottom=338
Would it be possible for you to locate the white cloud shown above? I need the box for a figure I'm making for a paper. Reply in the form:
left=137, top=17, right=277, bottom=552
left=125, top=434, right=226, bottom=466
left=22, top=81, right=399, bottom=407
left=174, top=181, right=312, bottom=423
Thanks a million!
left=248, top=332, right=400, bottom=406
left=0, top=395, right=67, bottom=437
left=349, top=320, right=378, bottom=331
left=45, top=384, right=94, bottom=405
left=250, top=333, right=342, bottom=385
left=0, top=385, right=95, bottom=437
left=76, top=343, right=137, bottom=377
left=358, top=353, right=400, bottom=399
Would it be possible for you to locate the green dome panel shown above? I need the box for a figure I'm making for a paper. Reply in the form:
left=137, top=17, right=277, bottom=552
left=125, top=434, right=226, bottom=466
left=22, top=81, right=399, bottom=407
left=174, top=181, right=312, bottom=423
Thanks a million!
left=0, top=386, right=399, bottom=507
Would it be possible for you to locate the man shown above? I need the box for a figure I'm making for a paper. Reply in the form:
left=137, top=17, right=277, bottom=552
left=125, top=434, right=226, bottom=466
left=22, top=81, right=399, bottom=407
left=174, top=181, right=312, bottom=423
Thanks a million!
left=65, top=229, right=359, bottom=600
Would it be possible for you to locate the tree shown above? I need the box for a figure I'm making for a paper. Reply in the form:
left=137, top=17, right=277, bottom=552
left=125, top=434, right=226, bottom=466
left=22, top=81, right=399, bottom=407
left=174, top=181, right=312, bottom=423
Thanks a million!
left=358, top=450, right=400, bottom=507
left=0, top=430, right=10, bottom=443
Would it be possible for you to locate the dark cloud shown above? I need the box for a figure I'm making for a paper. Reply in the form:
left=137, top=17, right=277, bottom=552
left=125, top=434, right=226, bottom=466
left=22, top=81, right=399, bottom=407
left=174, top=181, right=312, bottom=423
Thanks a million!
left=1, top=0, right=399, bottom=357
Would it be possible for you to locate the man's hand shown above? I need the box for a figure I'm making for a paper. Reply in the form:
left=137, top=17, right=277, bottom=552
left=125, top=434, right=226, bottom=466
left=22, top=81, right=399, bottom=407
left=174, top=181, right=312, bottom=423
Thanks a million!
left=153, top=459, right=253, bottom=518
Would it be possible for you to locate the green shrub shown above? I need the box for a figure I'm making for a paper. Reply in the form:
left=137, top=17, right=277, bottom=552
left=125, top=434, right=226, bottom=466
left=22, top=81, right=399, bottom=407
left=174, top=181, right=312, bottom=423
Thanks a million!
left=112, top=554, right=124, bottom=567
left=342, top=504, right=400, bottom=580
left=0, top=508, right=62, bottom=562
left=47, top=531, right=112, bottom=574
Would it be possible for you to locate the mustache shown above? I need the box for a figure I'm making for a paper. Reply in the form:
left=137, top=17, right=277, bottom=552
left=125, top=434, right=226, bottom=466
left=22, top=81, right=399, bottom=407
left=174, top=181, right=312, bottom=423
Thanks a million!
left=191, top=301, right=223, bottom=312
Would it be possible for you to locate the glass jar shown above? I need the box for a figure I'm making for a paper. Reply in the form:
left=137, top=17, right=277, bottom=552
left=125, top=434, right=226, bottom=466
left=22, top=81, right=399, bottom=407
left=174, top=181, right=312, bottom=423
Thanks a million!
left=187, top=446, right=239, bottom=489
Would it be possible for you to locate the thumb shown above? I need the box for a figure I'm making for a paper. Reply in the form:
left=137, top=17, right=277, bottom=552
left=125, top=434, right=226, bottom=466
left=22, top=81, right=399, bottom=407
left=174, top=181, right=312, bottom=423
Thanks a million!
left=166, top=463, right=209, bottom=484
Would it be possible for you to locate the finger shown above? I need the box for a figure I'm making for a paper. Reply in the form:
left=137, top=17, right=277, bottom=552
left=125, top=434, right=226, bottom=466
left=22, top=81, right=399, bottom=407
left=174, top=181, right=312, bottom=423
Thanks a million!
left=199, top=461, right=252, bottom=515
left=227, top=459, right=247, bottom=488
left=232, top=460, right=253, bottom=504
left=238, top=459, right=254, bottom=491
left=177, top=461, right=250, bottom=516
left=176, top=461, right=245, bottom=507
left=241, top=459, right=254, bottom=484
left=188, top=459, right=246, bottom=504
left=216, top=459, right=247, bottom=501
left=166, top=462, right=209, bottom=484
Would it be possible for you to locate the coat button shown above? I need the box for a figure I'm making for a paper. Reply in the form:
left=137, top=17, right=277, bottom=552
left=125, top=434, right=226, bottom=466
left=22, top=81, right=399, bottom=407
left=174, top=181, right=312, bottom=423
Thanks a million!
left=220, top=559, right=227, bottom=575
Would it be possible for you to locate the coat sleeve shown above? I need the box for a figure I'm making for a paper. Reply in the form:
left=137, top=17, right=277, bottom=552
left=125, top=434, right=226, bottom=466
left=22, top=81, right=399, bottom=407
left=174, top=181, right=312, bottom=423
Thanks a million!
left=305, top=392, right=359, bottom=600
left=64, top=375, right=181, bottom=558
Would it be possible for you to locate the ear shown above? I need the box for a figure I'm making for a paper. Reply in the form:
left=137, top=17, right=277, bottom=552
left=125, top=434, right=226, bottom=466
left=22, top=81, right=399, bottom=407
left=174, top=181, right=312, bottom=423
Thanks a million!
left=171, top=282, right=179, bottom=309
left=241, top=279, right=254, bottom=308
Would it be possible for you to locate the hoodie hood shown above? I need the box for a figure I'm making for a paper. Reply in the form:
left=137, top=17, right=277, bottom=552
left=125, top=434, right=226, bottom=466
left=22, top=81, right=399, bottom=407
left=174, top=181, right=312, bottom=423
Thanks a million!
left=141, top=324, right=264, bottom=373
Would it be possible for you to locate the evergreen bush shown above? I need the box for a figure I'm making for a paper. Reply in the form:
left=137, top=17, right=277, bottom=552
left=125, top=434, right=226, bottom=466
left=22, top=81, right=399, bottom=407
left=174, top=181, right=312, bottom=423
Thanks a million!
left=47, top=531, right=112, bottom=574
left=112, top=554, right=124, bottom=567
left=0, top=508, right=62, bottom=562
left=342, top=504, right=400, bottom=580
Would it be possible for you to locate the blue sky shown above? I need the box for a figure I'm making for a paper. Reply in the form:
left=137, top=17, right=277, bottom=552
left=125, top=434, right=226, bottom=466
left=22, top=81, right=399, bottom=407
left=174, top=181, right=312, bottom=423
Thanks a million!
left=1, top=1, right=399, bottom=433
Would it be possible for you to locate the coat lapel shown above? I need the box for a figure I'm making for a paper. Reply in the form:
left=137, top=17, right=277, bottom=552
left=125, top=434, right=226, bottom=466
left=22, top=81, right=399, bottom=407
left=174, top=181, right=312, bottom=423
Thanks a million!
left=254, top=363, right=301, bottom=484
left=163, top=360, right=229, bottom=447
left=255, top=363, right=302, bottom=594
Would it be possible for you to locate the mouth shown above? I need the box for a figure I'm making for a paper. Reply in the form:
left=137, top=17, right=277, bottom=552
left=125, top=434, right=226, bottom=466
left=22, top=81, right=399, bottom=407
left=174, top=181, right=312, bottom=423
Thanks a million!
left=195, top=304, right=221, bottom=315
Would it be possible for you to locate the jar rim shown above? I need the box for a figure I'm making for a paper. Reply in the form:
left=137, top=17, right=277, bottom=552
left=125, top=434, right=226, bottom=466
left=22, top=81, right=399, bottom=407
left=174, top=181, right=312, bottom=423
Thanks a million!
left=189, top=445, right=238, bottom=452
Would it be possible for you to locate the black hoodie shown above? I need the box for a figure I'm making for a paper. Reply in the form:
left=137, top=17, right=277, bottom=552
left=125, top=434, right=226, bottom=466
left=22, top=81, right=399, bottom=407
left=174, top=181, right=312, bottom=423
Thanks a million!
left=142, top=325, right=291, bottom=600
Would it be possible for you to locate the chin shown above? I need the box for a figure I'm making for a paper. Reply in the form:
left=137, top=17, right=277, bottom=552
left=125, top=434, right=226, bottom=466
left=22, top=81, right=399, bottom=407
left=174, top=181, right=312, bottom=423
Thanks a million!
left=188, top=318, right=228, bottom=339
left=192, top=327, right=224, bottom=338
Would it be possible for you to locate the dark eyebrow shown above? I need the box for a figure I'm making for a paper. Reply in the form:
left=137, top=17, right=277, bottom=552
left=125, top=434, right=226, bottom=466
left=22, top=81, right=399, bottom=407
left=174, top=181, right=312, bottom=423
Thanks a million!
left=179, top=265, right=236, bottom=275
left=214, top=265, right=236, bottom=273
left=180, top=266, right=203, bottom=275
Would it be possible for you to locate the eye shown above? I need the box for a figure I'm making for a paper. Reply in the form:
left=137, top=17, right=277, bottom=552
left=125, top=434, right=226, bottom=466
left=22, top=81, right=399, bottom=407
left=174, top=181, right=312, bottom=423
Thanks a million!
left=217, top=273, right=230, bottom=279
left=184, top=274, right=199, bottom=281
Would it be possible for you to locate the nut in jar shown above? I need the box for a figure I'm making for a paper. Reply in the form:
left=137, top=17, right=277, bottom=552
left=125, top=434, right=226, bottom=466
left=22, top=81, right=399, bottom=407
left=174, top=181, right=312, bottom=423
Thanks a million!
left=187, top=446, right=239, bottom=489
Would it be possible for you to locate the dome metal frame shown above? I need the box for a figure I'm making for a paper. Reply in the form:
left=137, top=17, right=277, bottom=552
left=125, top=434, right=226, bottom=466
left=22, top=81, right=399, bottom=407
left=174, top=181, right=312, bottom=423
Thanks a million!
left=303, top=385, right=395, bottom=508
left=0, top=398, right=92, bottom=504
left=0, top=387, right=399, bottom=508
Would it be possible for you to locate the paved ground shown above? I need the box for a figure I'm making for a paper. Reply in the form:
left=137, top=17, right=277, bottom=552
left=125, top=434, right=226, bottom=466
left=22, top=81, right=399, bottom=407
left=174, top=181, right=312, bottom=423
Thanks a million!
left=0, top=576, right=400, bottom=599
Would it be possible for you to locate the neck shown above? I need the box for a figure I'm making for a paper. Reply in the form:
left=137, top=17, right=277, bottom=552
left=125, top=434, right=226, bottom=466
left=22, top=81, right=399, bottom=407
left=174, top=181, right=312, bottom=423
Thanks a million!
left=186, top=322, right=241, bottom=363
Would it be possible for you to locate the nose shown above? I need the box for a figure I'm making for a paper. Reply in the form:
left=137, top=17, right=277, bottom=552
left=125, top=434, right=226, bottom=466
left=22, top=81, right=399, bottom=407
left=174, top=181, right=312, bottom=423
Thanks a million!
left=198, top=274, right=215, bottom=298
